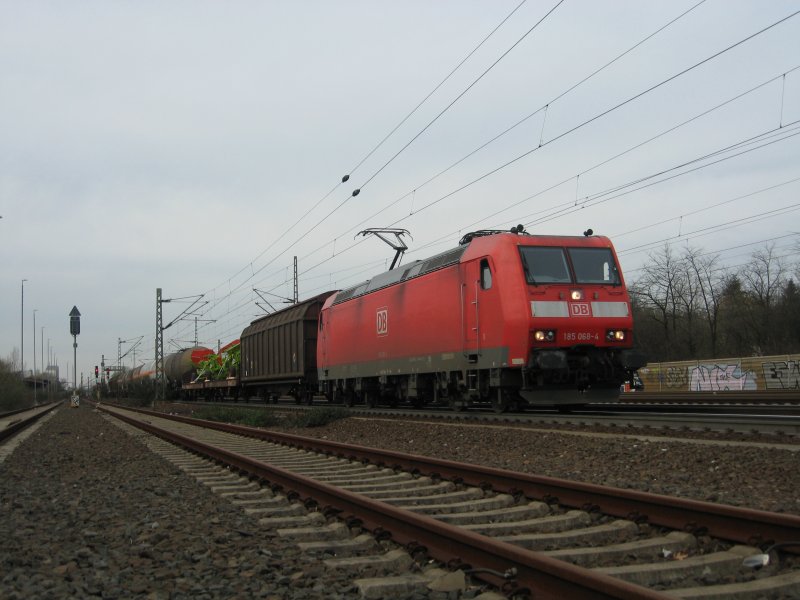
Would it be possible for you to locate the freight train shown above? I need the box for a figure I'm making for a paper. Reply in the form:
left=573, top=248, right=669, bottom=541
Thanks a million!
left=181, top=228, right=646, bottom=410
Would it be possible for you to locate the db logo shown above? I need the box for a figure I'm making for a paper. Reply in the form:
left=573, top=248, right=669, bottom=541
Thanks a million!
left=376, top=308, right=388, bottom=336
left=570, top=303, right=590, bottom=316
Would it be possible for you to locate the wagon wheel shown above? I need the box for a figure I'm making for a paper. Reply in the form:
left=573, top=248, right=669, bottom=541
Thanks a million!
left=447, top=391, right=467, bottom=412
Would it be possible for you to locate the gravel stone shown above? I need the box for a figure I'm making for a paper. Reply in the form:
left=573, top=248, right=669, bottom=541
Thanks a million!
left=4, top=403, right=797, bottom=598
left=0, top=406, right=366, bottom=599
left=262, top=412, right=799, bottom=514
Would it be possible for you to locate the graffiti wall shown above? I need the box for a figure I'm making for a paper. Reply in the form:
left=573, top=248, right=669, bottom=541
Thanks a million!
left=762, top=360, right=800, bottom=390
left=637, top=354, right=800, bottom=391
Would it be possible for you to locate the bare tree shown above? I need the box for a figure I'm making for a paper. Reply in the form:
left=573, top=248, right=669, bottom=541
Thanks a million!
left=631, top=244, right=683, bottom=358
left=684, top=247, right=725, bottom=357
left=740, top=243, right=786, bottom=354
left=6, top=348, right=20, bottom=373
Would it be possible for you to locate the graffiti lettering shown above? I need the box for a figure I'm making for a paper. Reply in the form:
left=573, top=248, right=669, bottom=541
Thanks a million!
left=689, top=364, right=757, bottom=391
left=762, top=361, right=800, bottom=390
left=662, top=366, right=688, bottom=389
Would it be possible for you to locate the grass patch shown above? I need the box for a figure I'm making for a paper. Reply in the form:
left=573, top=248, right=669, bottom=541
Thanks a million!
left=189, top=405, right=350, bottom=429
left=287, top=406, right=350, bottom=428
left=194, top=406, right=283, bottom=428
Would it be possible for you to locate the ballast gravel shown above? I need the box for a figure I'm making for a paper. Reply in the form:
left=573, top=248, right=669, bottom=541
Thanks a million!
left=2, top=403, right=798, bottom=599
left=0, top=407, right=369, bottom=600
left=276, top=414, right=800, bottom=515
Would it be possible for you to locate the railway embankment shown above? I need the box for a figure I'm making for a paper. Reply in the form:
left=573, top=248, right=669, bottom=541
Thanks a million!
left=0, top=406, right=361, bottom=599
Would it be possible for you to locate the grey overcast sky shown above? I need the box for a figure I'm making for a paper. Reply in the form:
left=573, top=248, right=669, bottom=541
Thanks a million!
left=1, top=1, right=799, bottom=386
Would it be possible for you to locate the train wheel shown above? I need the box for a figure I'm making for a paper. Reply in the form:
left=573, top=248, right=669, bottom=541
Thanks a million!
left=447, top=392, right=467, bottom=412
left=492, top=389, right=510, bottom=414
left=365, top=391, right=377, bottom=408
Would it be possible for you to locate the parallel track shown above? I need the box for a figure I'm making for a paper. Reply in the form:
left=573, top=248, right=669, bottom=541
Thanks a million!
left=0, top=402, right=61, bottom=443
left=99, top=403, right=800, bottom=599
left=163, top=398, right=800, bottom=436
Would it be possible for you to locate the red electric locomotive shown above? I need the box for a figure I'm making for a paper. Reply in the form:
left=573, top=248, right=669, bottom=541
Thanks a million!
left=317, top=228, right=645, bottom=410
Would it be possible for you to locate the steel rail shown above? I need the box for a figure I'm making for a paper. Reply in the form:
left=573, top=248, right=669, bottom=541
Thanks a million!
left=111, top=403, right=800, bottom=553
left=620, top=390, right=800, bottom=404
left=0, top=402, right=61, bottom=443
left=100, top=404, right=671, bottom=600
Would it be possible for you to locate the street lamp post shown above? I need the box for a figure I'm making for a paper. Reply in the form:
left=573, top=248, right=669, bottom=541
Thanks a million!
left=41, top=326, right=45, bottom=401
left=33, top=309, right=38, bottom=404
left=20, top=279, right=27, bottom=374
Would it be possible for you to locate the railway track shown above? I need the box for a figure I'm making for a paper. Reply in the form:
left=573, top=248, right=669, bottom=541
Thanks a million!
left=620, top=391, right=800, bottom=404
left=98, top=403, right=800, bottom=599
left=0, top=403, right=61, bottom=462
left=162, top=398, right=800, bottom=436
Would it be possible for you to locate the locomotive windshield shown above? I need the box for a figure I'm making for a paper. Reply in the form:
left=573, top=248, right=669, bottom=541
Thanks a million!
left=520, top=246, right=621, bottom=285
left=519, top=247, right=571, bottom=283
left=568, top=247, right=621, bottom=284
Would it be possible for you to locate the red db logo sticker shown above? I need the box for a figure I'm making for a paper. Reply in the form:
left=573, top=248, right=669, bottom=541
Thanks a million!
left=376, top=308, right=388, bottom=336
left=570, top=303, right=590, bottom=316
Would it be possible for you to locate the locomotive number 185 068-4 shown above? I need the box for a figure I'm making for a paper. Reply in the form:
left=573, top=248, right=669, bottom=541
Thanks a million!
left=563, top=332, right=599, bottom=342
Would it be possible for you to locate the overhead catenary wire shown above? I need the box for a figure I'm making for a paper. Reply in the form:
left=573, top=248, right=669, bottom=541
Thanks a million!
left=345, top=0, right=529, bottom=177
left=289, top=11, right=800, bottom=274
left=611, top=175, right=800, bottom=240
left=378, top=10, right=800, bottom=231
left=292, top=0, right=732, bottom=266
left=406, top=66, right=800, bottom=256
left=522, top=121, right=800, bottom=228
left=173, top=8, right=800, bottom=350
left=351, top=0, right=565, bottom=194
left=294, top=122, right=800, bottom=286
left=236, top=118, right=800, bottom=338
left=617, top=203, right=800, bottom=256
left=191, top=1, right=555, bottom=325
left=205, top=1, right=529, bottom=299
left=623, top=232, right=799, bottom=275
left=182, top=120, right=800, bottom=351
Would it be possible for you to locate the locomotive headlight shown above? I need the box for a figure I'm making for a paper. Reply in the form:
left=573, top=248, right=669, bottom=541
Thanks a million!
left=571, top=289, right=584, bottom=300
left=606, top=329, right=626, bottom=342
left=534, top=329, right=556, bottom=342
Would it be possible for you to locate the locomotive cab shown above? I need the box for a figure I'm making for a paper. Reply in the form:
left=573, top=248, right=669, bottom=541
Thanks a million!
left=517, top=239, right=646, bottom=404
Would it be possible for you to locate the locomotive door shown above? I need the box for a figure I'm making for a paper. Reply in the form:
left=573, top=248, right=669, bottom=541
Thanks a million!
left=460, top=260, right=481, bottom=360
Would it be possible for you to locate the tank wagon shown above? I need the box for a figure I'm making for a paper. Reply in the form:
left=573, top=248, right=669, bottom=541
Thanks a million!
left=111, top=347, right=212, bottom=396
left=317, top=229, right=645, bottom=410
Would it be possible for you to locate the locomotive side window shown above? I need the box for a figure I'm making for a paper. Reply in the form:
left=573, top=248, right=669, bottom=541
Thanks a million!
left=568, top=247, right=621, bottom=285
left=480, top=259, right=493, bottom=290
left=519, top=247, right=570, bottom=284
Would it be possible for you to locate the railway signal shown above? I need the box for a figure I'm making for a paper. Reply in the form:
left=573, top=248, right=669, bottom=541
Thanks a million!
left=69, top=306, right=80, bottom=396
